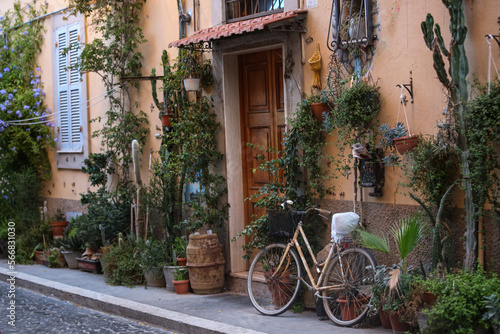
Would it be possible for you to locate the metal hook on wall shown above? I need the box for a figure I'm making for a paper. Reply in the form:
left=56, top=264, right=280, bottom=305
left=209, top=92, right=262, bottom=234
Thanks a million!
left=396, top=71, right=414, bottom=105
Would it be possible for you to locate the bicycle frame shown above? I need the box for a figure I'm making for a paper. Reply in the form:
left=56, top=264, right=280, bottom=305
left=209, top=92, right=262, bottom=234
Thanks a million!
left=272, top=219, right=347, bottom=294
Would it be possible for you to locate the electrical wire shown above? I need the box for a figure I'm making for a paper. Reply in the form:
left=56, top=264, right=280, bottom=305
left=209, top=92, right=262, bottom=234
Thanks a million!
left=5, top=84, right=122, bottom=126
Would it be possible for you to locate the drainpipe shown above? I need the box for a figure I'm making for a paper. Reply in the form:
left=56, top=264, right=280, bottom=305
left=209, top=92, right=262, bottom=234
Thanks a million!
left=178, top=0, right=192, bottom=39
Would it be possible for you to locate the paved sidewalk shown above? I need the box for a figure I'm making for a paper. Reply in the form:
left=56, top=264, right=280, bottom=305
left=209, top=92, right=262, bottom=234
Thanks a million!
left=0, top=261, right=391, bottom=334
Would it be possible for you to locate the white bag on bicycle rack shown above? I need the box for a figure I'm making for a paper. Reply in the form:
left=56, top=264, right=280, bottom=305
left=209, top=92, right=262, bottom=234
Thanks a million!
left=331, top=212, right=359, bottom=242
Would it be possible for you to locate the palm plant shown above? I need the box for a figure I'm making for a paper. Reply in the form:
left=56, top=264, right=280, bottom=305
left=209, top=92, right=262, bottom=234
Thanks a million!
left=357, top=213, right=425, bottom=322
left=356, top=213, right=424, bottom=274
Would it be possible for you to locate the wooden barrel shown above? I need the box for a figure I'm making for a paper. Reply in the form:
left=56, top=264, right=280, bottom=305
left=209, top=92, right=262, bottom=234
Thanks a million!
left=186, top=233, right=226, bottom=294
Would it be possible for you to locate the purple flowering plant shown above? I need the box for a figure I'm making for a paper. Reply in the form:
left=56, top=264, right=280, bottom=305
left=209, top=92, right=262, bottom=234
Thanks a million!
left=0, top=1, right=53, bottom=180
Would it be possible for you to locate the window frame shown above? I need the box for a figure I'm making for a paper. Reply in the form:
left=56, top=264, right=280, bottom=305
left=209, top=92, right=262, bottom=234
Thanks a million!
left=225, top=0, right=284, bottom=23
left=52, top=14, right=88, bottom=169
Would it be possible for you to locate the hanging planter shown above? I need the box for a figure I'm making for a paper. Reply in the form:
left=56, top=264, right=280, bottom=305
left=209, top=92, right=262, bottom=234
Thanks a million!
left=311, top=102, right=326, bottom=122
left=161, top=114, right=172, bottom=127
left=183, top=78, right=200, bottom=91
left=394, top=135, right=419, bottom=154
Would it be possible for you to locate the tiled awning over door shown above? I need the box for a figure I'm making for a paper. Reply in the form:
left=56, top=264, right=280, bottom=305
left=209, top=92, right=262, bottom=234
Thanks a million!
left=168, top=9, right=307, bottom=48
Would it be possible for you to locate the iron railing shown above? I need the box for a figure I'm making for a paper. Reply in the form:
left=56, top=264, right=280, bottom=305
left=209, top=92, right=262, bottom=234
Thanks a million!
left=226, top=0, right=284, bottom=22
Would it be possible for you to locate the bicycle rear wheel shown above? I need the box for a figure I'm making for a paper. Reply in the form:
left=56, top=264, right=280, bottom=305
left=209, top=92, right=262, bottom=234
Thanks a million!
left=321, top=247, right=376, bottom=327
left=247, top=243, right=302, bottom=316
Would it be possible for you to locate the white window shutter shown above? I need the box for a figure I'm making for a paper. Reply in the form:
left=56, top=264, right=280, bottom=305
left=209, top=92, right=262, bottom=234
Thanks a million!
left=56, top=24, right=82, bottom=152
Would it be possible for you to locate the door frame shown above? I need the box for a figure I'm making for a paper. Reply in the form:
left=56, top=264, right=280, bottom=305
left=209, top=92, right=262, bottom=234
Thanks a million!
left=212, top=32, right=303, bottom=275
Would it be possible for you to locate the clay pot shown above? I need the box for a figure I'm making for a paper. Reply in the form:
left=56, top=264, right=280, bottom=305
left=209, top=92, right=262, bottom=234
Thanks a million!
left=50, top=221, right=68, bottom=238
left=389, top=313, right=411, bottom=334
left=379, top=309, right=392, bottom=329
left=177, top=257, right=187, bottom=266
left=394, top=135, right=419, bottom=154
left=337, top=295, right=369, bottom=321
left=421, top=292, right=437, bottom=308
left=173, top=279, right=190, bottom=294
left=186, top=233, right=225, bottom=294
left=264, top=269, right=295, bottom=308
left=161, top=114, right=171, bottom=127
left=310, top=102, right=326, bottom=122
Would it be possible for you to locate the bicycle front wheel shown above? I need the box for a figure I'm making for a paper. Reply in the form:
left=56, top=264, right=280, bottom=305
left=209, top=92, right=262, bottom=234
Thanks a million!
left=321, top=247, right=376, bottom=327
left=247, top=243, right=302, bottom=316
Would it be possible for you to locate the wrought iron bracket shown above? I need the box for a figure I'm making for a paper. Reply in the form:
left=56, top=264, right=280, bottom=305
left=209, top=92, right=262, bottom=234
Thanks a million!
left=396, top=71, right=414, bottom=105
left=486, top=34, right=500, bottom=49
left=179, top=41, right=212, bottom=52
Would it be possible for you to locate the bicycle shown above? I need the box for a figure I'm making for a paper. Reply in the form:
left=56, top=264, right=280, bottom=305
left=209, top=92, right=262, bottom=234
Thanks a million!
left=247, top=200, right=377, bottom=327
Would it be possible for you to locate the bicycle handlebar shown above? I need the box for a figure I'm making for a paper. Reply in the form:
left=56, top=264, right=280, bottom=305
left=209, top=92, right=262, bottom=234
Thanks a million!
left=281, top=200, right=332, bottom=219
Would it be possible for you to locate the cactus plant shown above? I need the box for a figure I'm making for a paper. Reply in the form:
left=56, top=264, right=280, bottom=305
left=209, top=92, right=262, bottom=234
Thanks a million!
left=421, top=0, right=476, bottom=271
left=132, top=139, right=145, bottom=238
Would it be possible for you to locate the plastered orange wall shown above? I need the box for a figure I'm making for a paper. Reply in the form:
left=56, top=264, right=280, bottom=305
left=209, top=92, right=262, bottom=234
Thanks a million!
left=1, top=0, right=499, bottom=209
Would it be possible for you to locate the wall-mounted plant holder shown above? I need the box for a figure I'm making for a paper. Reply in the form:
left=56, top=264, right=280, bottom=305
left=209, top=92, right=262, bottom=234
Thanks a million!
left=396, top=71, right=414, bottom=105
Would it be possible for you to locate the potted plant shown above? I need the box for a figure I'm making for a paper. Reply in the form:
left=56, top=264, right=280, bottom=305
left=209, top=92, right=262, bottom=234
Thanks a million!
left=139, top=238, right=169, bottom=288
left=334, top=78, right=381, bottom=133
left=47, top=248, right=66, bottom=268
left=483, top=294, right=500, bottom=334
left=422, top=269, right=500, bottom=333
left=308, top=90, right=330, bottom=122
left=371, top=265, right=392, bottom=329
left=380, top=122, right=419, bottom=155
left=356, top=213, right=425, bottom=332
left=57, top=233, right=85, bottom=269
left=172, top=267, right=189, bottom=294
left=31, top=243, right=48, bottom=265
left=49, top=209, right=68, bottom=239
left=160, top=111, right=173, bottom=128
left=173, top=236, right=187, bottom=266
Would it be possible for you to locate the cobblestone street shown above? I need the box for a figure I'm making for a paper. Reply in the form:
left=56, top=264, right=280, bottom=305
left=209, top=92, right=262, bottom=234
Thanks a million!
left=0, top=282, right=174, bottom=334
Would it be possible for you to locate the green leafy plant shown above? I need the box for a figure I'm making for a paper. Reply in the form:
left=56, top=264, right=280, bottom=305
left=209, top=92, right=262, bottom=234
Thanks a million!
left=47, top=248, right=64, bottom=268
left=323, top=76, right=381, bottom=175
left=55, top=233, right=85, bottom=252
left=73, top=153, right=132, bottom=249
left=173, top=236, right=187, bottom=259
left=423, top=269, right=500, bottom=333
left=421, top=0, right=476, bottom=270
left=69, top=0, right=149, bottom=246
left=173, top=268, right=188, bottom=281
left=370, top=265, right=390, bottom=312
left=233, top=96, right=329, bottom=256
left=406, top=135, right=458, bottom=271
left=103, top=237, right=143, bottom=286
left=148, top=50, right=228, bottom=237
left=357, top=213, right=424, bottom=273
left=0, top=3, right=54, bottom=263
left=378, top=122, right=407, bottom=166
left=138, top=238, right=170, bottom=273
left=483, top=294, right=500, bottom=328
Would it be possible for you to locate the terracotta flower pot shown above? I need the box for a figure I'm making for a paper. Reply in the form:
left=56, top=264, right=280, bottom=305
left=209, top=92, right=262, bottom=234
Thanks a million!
left=173, top=279, right=190, bottom=294
left=421, top=292, right=437, bottom=308
left=50, top=221, right=68, bottom=238
left=310, top=102, right=326, bottom=122
left=394, top=135, right=419, bottom=154
left=176, top=257, right=187, bottom=266
left=336, top=295, right=369, bottom=321
left=264, top=269, right=295, bottom=308
left=379, top=309, right=392, bottom=329
left=389, top=313, right=411, bottom=334
left=161, top=114, right=171, bottom=127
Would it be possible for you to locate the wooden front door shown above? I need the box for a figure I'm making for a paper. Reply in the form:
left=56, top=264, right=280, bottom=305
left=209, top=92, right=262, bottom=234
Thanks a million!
left=239, top=49, right=285, bottom=244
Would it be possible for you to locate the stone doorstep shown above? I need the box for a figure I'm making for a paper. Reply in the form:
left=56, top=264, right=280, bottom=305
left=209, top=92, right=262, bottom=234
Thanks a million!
left=0, top=267, right=266, bottom=334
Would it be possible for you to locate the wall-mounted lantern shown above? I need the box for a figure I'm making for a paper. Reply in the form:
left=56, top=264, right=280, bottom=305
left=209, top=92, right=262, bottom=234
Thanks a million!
left=327, top=0, right=374, bottom=52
